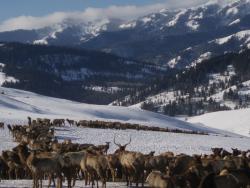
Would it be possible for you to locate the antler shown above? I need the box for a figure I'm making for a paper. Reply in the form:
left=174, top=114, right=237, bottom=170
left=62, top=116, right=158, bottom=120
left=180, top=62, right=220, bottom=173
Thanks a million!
left=113, top=135, right=121, bottom=147
left=124, top=136, right=131, bottom=147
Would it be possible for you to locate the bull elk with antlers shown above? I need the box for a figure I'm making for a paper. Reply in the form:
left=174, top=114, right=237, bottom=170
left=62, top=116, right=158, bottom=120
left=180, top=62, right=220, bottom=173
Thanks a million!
left=114, top=135, right=145, bottom=187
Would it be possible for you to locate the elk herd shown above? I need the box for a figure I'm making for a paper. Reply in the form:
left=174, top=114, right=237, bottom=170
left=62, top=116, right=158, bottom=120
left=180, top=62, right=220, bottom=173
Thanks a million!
left=0, top=117, right=250, bottom=188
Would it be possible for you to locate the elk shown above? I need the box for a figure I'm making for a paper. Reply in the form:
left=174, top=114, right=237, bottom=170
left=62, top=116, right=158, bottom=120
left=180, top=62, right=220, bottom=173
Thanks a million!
left=0, top=122, right=4, bottom=129
left=7, top=124, right=12, bottom=134
left=53, top=119, right=65, bottom=127
left=97, top=142, right=110, bottom=154
left=106, top=154, right=122, bottom=182
left=146, top=171, right=173, bottom=188
left=1, top=150, right=23, bottom=179
left=27, top=117, right=32, bottom=126
left=27, top=150, right=63, bottom=188
left=114, top=136, right=145, bottom=187
left=66, top=119, right=75, bottom=126
left=81, top=152, right=109, bottom=188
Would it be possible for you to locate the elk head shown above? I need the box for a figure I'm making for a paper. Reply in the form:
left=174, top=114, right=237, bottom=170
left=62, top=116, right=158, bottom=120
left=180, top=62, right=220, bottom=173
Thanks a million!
left=113, top=135, right=131, bottom=153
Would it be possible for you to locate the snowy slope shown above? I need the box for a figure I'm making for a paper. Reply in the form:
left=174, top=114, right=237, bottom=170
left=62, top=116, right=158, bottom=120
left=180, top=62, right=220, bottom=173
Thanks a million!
left=0, top=86, right=225, bottom=134
left=188, top=108, right=250, bottom=137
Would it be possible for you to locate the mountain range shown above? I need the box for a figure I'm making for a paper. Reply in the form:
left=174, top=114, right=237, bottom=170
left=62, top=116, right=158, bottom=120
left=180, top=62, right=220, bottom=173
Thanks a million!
left=0, top=0, right=250, bottom=116
left=1, top=0, right=250, bottom=68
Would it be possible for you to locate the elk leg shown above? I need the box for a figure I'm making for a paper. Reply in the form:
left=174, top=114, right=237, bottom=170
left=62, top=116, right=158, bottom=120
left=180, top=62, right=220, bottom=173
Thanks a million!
left=48, top=175, right=52, bottom=188
left=40, top=178, right=42, bottom=188
left=111, top=169, right=115, bottom=182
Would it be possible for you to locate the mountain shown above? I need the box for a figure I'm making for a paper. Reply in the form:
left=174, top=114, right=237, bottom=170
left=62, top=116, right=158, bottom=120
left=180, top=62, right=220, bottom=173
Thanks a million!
left=0, top=42, right=167, bottom=104
left=112, top=49, right=250, bottom=117
left=1, top=0, right=250, bottom=68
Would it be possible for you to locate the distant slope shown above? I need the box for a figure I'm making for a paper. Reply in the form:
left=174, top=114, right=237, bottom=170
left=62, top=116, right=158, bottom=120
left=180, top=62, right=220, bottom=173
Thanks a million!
left=0, top=86, right=237, bottom=136
left=0, top=42, right=167, bottom=104
left=188, top=108, right=250, bottom=136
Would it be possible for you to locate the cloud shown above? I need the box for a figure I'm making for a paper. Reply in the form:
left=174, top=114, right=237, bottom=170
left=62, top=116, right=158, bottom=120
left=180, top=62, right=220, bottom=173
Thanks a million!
left=0, top=0, right=234, bottom=32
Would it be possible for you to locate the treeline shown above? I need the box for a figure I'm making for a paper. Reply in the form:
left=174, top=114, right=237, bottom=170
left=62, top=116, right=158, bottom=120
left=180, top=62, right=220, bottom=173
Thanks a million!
left=116, top=49, right=250, bottom=116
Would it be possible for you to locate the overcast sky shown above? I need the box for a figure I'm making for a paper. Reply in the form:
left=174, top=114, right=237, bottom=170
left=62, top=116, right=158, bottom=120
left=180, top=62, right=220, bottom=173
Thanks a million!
left=0, top=0, right=234, bottom=32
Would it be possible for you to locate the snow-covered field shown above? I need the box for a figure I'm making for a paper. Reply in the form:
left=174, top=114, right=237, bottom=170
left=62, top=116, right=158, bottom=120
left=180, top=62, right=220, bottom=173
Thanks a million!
left=189, top=108, right=250, bottom=137
left=0, top=86, right=230, bottom=134
left=0, top=86, right=249, bottom=155
left=0, top=180, right=129, bottom=188
left=0, top=86, right=250, bottom=187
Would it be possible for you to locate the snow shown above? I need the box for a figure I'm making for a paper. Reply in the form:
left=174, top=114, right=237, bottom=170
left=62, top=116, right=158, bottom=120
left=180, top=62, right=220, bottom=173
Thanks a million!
left=190, top=52, right=212, bottom=67
left=141, top=17, right=152, bottom=24
left=0, top=72, right=19, bottom=86
left=186, top=20, right=200, bottom=30
left=189, top=108, right=250, bottom=137
left=119, top=22, right=137, bottom=29
left=229, top=18, right=240, bottom=26
left=84, top=86, right=121, bottom=94
left=0, top=180, right=129, bottom=187
left=33, top=38, right=48, bottom=45
left=226, top=7, right=239, bottom=15
left=167, top=10, right=187, bottom=27
left=0, top=86, right=223, bottom=134
left=214, top=30, right=250, bottom=45
left=168, top=56, right=181, bottom=68
left=215, top=35, right=233, bottom=45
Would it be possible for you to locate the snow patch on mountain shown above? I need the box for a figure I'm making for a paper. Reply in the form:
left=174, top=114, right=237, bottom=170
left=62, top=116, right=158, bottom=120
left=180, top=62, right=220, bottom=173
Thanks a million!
left=229, top=18, right=240, bottom=25
left=167, top=10, right=187, bottom=27
left=119, top=22, right=137, bottom=29
left=186, top=20, right=200, bottom=30
left=214, top=30, right=250, bottom=45
left=190, top=52, right=212, bottom=67
left=0, top=63, right=19, bottom=86
left=226, top=7, right=239, bottom=15
left=168, top=56, right=181, bottom=68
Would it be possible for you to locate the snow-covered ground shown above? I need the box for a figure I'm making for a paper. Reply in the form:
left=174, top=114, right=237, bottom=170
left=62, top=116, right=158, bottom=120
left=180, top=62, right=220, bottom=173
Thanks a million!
left=0, top=180, right=129, bottom=188
left=188, top=108, right=250, bottom=137
left=0, top=86, right=231, bottom=134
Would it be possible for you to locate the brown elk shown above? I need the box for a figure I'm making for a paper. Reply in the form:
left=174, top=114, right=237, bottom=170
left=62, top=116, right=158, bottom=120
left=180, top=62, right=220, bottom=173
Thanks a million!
left=27, top=150, right=63, bottom=188
left=146, top=171, right=174, bottom=188
left=106, top=154, right=122, bottom=182
left=0, top=122, right=4, bottom=129
left=114, top=136, right=145, bottom=187
left=66, top=119, right=75, bottom=126
left=81, top=152, right=109, bottom=188
left=53, top=119, right=65, bottom=127
left=97, top=142, right=110, bottom=154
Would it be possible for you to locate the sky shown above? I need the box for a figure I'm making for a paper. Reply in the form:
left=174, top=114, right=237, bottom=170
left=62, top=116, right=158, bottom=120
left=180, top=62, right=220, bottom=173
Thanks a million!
left=0, top=0, right=233, bottom=32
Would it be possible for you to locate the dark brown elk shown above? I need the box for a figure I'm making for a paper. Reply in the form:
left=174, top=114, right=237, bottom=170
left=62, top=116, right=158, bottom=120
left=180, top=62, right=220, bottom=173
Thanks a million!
left=66, top=119, right=75, bottom=126
left=97, top=142, right=110, bottom=154
left=231, top=148, right=242, bottom=157
left=114, top=136, right=145, bottom=187
left=1, top=150, right=22, bottom=179
left=168, top=155, right=198, bottom=176
left=26, top=150, right=63, bottom=188
left=53, top=119, right=65, bottom=127
left=7, top=124, right=12, bottom=134
left=12, top=143, right=31, bottom=178
left=198, top=172, right=241, bottom=188
left=145, top=154, right=172, bottom=176
left=0, top=122, right=4, bottom=129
